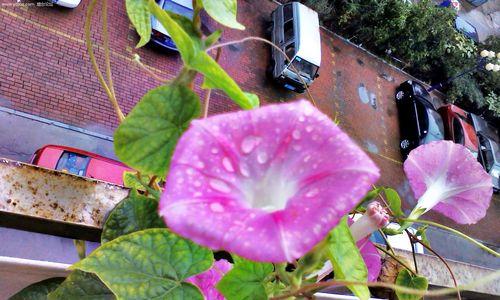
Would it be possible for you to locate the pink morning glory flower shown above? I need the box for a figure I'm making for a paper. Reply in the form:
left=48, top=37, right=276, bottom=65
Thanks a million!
left=186, top=259, right=232, bottom=300
left=159, top=100, right=380, bottom=262
left=404, top=141, right=493, bottom=224
left=317, top=202, right=389, bottom=281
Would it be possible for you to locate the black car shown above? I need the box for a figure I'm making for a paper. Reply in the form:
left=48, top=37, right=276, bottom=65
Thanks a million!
left=395, top=80, right=445, bottom=158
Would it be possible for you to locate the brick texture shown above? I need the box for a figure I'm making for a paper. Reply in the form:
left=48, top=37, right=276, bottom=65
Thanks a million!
left=0, top=0, right=498, bottom=244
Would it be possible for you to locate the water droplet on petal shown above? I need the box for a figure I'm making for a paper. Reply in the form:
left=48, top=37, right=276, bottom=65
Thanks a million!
left=211, top=148, right=219, bottom=154
left=257, top=152, right=268, bottom=164
left=298, top=116, right=305, bottom=122
left=303, top=155, right=311, bottom=162
left=239, top=161, right=250, bottom=177
left=222, top=157, right=235, bottom=172
left=292, top=129, right=301, bottom=140
left=210, top=203, right=225, bottom=213
left=306, top=188, right=319, bottom=198
left=209, top=179, right=231, bottom=193
left=241, top=136, right=261, bottom=154
left=306, top=125, right=313, bottom=133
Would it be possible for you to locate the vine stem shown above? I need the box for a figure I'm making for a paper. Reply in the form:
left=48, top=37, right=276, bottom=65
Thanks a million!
left=84, top=0, right=125, bottom=122
left=406, top=230, right=462, bottom=300
left=203, top=48, right=221, bottom=118
left=206, top=36, right=318, bottom=107
left=374, top=244, right=417, bottom=276
left=402, top=218, right=500, bottom=257
left=133, top=54, right=168, bottom=82
left=270, top=270, right=500, bottom=300
left=405, top=229, right=419, bottom=274
left=102, top=0, right=115, bottom=99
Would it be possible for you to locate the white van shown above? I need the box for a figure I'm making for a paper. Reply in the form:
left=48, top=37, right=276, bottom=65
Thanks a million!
left=268, top=2, right=321, bottom=93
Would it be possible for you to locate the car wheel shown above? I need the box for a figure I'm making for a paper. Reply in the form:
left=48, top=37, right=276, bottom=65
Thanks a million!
left=400, top=139, right=410, bottom=149
left=396, top=91, right=404, bottom=101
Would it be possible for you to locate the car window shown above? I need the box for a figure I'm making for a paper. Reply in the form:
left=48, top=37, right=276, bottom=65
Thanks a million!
left=56, top=151, right=90, bottom=176
left=480, top=137, right=494, bottom=171
left=421, top=109, right=444, bottom=144
left=283, top=20, right=294, bottom=43
left=290, top=56, right=318, bottom=80
left=453, top=118, right=465, bottom=145
left=413, top=82, right=431, bottom=100
left=285, top=43, right=295, bottom=63
left=162, top=0, right=193, bottom=18
left=283, top=3, right=293, bottom=22
left=455, top=17, right=479, bottom=42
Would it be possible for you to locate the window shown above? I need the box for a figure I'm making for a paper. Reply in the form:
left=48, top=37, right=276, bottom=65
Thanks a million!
left=283, top=20, right=294, bottom=42
left=284, top=43, right=295, bottom=63
left=453, top=118, right=465, bottom=145
left=283, top=4, right=293, bottom=22
left=163, top=0, right=194, bottom=19
left=419, top=108, right=444, bottom=144
left=290, top=56, right=319, bottom=80
left=56, top=151, right=90, bottom=176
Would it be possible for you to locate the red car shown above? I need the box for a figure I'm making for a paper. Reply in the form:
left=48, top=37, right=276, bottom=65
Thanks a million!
left=30, top=145, right=131, bottom=186
left=437, top=104, right=479, bottom=156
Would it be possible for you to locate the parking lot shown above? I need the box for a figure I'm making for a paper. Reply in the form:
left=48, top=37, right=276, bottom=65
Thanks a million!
left=0, top=0, right=498, bottom=253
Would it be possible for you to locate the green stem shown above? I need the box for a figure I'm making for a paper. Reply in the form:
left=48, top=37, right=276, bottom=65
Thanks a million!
left=84, top=0, right=124, bottom=122
left=402, top=218, right=500, bottom=257
left=270, top=270, right=500, bottom=299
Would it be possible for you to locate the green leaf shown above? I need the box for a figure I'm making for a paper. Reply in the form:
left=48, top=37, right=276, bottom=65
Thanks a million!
left=395, top=269, right=428, bottom=300
left=216, top=260, right=273, bottom=300
left=326, top=217, right=370, bottom=300
left=71, top=229, right=213, bottom=300
left=195, top=52, right=259, bottom=109
left=122, top=171, right=145, bottom=190
left=122, top=172, right=161, bottom=198
left=201, top=0, right=245, bottom=30
left=383, top=188, right=404, bottom=217
left=10, top=277, right=64, bottom=300
left=48, top=270, right=114, bottom=300
left=416, top=225, right=430, bottom=248
left=204, top=30, right=222, bottom=48
left=148, top=0, right=198, bottom=62
left=356, top=187, right=382, bottom=209
left=125, top=0, right=151, bottom=48
left=101, top=190, right=165, bottom=243
left=114, top=84, right=200, bottom=177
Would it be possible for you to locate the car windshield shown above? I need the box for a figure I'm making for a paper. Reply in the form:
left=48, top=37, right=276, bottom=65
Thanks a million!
left=455, top=17, right=478, bottom=42
left=421, top=109, right=445, bottom=144
left=290, top=56, right=318, bottom=80
left=56, top=151, right=90, bottom=176
left=162, top=0, right=193, bottom=18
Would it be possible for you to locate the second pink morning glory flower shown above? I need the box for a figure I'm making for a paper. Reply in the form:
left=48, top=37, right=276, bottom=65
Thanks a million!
left=159, top=100, right=380, bottom=262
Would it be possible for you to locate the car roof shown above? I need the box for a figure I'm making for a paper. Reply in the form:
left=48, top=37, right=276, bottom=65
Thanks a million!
left=37, top=145, right=127, bottom=167
left=455, top=16, right=479, bottom=43
left=294, top=2, right=321, bottom=67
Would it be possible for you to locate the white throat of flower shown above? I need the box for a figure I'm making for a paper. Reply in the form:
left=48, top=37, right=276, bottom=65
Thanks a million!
left=409, top=176, right=448, bottom=220
left=241, top=166, right=297, bottom=212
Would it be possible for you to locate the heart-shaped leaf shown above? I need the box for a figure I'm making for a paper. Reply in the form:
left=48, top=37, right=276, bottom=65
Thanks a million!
left=201, top=0, right=245, bottom=30
left=10, top=277, right=65, bottom=300
left=395, top=269, right=428, bottom=300
left=71, top=229, right=213, bottom=300
left=48, top=270, right=114, bottom=300
left=114, top=84, right=200, bottom=177
left=125, top=0, right=151, bottom=48
left=384, top=188, right=404, bottom=217
left=326, top=217, right=370, bottom=300
left=101, top=189, right=165, bottom=243
left=216, top=259, right=273, bottom=300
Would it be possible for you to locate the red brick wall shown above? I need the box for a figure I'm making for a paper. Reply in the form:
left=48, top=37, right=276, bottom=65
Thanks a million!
left=0, top=0, right=498, bottom=244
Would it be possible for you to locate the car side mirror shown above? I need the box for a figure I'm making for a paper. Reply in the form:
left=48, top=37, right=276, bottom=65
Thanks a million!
left=315, top=73, right=319, bottom=79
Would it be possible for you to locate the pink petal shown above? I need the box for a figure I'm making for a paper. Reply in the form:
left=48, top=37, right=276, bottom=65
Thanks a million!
left=404, top=141, right=493, bottom=224
left=357, top=238, right=381, bottom=282
left=186, top=259, right=232, bottom=300
left=160, top=100, right=380, bottom=262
